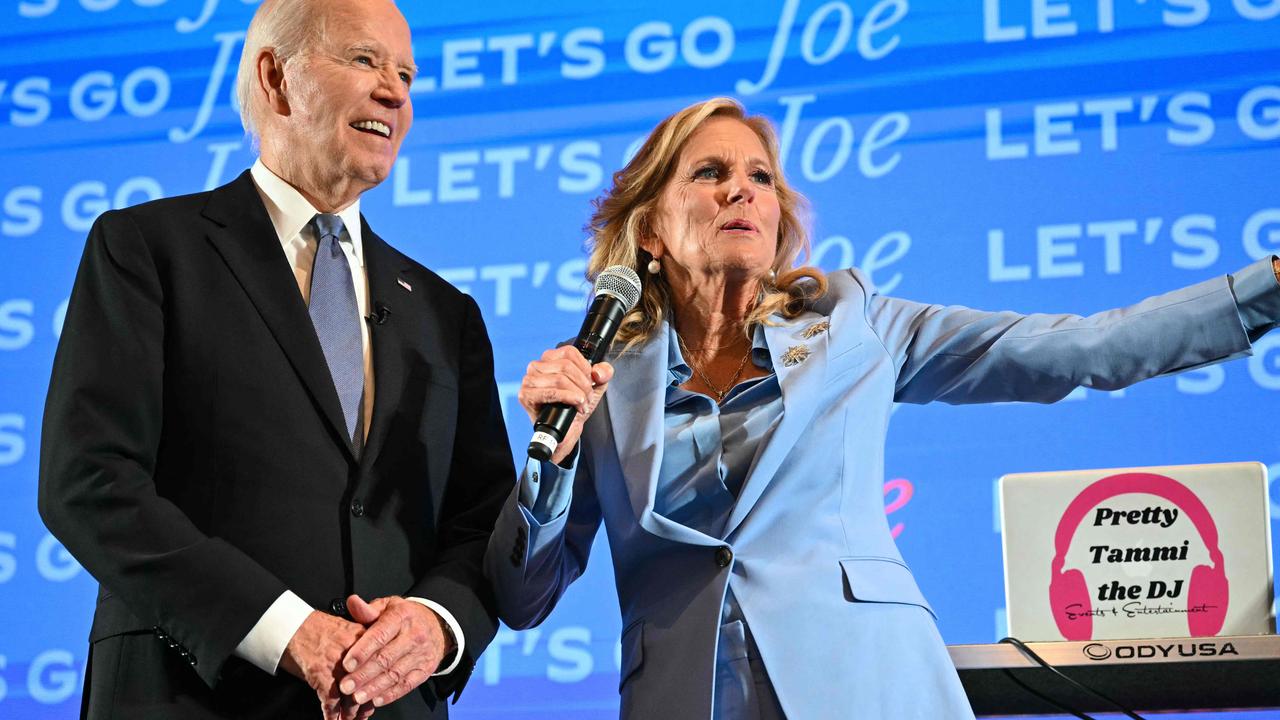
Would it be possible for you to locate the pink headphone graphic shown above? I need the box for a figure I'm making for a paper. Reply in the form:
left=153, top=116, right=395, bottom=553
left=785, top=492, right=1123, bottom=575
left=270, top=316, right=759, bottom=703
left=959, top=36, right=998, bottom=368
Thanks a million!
left=1049, top=471, right=1228, bottom=640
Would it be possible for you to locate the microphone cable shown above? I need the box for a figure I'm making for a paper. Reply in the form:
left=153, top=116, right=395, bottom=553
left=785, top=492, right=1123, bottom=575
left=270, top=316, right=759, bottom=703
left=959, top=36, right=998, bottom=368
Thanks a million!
left=998, top=636, right=1147, bottom=720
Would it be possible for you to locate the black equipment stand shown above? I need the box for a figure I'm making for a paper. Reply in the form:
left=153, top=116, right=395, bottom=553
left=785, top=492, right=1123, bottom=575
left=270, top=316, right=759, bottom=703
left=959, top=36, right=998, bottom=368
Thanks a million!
left=948, top=634, right=1280, bottom=715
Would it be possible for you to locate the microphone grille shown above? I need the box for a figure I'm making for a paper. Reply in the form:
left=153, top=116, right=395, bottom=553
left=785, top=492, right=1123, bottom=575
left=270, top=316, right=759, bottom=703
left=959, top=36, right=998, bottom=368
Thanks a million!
left=594, top=265, right=643, bottom=311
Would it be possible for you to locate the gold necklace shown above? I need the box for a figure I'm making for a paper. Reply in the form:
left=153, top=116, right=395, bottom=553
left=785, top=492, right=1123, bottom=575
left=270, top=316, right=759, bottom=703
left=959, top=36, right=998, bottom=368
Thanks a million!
left=676, top=332, right=753, bottom=402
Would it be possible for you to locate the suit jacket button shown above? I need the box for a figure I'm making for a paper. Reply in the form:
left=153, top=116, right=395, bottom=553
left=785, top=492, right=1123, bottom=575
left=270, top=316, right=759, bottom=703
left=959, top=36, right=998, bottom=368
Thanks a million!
left=330, top=598, right=348, bottom=616
left=715, top=546, right=733, bottom=568
left=350, top=499, right=365, bottom=517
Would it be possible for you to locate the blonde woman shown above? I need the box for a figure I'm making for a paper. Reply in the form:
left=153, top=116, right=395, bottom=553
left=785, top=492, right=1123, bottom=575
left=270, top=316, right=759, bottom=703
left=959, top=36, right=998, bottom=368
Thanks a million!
left=484, top=97, right=1280, bottom=719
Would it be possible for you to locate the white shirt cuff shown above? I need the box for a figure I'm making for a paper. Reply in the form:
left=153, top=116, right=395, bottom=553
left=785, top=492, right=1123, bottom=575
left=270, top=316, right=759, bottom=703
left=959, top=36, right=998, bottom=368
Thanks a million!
left=233, top=590, right=314, bottom=674
left=406, top=597, right=465, bottom=676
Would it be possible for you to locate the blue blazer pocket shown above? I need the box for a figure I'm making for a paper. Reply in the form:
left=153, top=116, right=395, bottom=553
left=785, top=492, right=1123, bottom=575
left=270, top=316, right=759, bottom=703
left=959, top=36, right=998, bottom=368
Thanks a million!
left=618, top=618, right=644, bottom=691
left=839, top=557, right=936, bottom=619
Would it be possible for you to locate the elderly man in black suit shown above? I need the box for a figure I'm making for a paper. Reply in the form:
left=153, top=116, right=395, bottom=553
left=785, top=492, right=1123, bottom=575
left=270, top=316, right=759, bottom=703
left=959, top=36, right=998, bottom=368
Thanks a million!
left=38, top=1, right=513, bottom=718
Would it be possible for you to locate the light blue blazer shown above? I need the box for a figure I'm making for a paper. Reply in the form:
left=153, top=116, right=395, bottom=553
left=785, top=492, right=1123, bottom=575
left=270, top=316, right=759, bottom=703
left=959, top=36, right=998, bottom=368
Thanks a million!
left=485, top=260, right=1279, bottom=719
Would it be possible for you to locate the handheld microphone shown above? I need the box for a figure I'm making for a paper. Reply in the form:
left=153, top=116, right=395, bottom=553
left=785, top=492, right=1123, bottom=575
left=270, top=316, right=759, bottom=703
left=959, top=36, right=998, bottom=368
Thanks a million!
left=366, top=303, right=391, bottom=325
left=527, top=265, right=642, bottom=461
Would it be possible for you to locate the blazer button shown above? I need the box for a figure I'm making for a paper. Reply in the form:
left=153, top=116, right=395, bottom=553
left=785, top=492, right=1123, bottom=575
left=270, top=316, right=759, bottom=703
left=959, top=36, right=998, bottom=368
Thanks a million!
left=330, top=598, right=348, bottom=616
left=350, top=499, right=365, bottom=517
left=715, top=546, right=733, bottom=568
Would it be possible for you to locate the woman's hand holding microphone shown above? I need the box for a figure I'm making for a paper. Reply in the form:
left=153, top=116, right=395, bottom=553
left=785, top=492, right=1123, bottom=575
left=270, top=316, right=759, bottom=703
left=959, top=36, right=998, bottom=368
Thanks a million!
left=519, top=347, right=613, bottom=465
left=523, top=265, right=639, bottom=464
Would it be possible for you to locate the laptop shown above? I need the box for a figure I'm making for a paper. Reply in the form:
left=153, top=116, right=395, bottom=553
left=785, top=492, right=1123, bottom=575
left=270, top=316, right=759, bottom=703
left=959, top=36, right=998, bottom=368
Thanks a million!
left=998, top=462, right=1274, bottom=641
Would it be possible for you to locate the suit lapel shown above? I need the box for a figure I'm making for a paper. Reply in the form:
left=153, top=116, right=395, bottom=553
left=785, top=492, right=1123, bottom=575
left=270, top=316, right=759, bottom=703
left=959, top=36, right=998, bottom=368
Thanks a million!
left=201, top=171, right=356, bottom=463
left=606, top=329, right=719, bottom=547
left=723, top=311, right=829, bottom=538
left=358, top=222, right=415, bottom=472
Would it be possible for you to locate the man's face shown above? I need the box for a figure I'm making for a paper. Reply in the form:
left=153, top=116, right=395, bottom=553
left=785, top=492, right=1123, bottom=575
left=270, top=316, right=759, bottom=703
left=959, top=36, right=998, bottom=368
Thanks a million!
left=276, top=0, right=416, bottom=198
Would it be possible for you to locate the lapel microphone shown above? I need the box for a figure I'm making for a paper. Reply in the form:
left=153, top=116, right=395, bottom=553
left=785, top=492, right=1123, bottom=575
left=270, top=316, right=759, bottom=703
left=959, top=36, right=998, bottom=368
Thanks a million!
left=366, top=302, right=391, bottom=325
left=528, top=265, right=642, bottom=461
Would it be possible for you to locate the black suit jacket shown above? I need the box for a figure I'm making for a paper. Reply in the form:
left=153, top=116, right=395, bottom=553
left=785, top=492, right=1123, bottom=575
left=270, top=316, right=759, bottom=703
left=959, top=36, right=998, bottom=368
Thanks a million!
left=38, top=171, right=514, bottom=719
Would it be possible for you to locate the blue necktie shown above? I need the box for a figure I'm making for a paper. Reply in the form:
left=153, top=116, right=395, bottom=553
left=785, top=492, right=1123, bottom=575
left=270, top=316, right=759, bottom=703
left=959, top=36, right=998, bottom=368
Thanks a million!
left=308, top=213, right=364, bottom=450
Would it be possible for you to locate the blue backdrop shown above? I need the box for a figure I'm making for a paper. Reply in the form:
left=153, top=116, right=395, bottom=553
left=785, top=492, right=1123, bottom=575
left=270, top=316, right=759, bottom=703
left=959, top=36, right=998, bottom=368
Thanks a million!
left=2, top=1, right=1279, bottom=718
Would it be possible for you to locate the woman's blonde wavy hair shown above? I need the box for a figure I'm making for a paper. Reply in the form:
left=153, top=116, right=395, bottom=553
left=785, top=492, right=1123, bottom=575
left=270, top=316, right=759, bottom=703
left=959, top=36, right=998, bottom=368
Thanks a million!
left=586, top=97, right=827, bottom=349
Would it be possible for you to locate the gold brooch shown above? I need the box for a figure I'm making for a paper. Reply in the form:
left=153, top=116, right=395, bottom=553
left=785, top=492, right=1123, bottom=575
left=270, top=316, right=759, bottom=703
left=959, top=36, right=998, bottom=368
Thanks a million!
left=801, top=320, right=829, bottom=339
left=780, top=345, right=810, bottom=367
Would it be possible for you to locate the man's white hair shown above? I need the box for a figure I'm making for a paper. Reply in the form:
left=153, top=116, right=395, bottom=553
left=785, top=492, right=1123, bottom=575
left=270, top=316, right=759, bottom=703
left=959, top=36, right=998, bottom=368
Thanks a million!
left=235, top=0, right=328, bottom=140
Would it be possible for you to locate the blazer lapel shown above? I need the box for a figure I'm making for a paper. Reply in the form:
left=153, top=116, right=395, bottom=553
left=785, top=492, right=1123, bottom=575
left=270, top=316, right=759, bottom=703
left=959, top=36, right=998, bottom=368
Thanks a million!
left=201, top=171, right=356, bottom=463
left=606, top=328, right=719, bottom=547
left=723, top=311, right=830, bottom=539
left=358, top=222, right=414, bottom=472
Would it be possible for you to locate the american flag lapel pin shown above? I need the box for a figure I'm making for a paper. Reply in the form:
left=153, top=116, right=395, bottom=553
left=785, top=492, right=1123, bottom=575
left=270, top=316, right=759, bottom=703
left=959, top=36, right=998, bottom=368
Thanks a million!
left=397, top=277, right=413, bottom=292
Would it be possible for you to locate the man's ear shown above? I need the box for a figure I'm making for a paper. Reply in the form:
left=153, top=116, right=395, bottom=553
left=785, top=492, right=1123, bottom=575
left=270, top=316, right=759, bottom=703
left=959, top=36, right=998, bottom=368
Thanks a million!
left=256, top=48, right=290, bottom=117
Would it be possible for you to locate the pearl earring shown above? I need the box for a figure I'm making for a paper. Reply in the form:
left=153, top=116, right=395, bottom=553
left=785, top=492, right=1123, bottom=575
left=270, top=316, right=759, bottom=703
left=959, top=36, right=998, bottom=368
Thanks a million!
left=647, top=258, right=661, bottom=275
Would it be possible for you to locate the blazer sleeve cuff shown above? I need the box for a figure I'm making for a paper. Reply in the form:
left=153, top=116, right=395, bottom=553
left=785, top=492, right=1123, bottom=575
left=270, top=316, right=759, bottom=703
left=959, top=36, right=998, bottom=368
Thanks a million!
left=1230, top=255, right=1280, bottom=340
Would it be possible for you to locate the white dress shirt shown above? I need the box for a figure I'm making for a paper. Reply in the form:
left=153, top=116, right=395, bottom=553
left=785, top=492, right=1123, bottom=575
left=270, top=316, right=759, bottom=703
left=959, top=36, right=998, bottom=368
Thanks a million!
left=233, top=159, right=464, bottom=677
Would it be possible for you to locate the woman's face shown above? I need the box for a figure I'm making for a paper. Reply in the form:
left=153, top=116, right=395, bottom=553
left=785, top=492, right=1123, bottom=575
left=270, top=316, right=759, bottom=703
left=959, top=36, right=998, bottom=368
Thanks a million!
left=648, top=116, right=781, bottom=283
